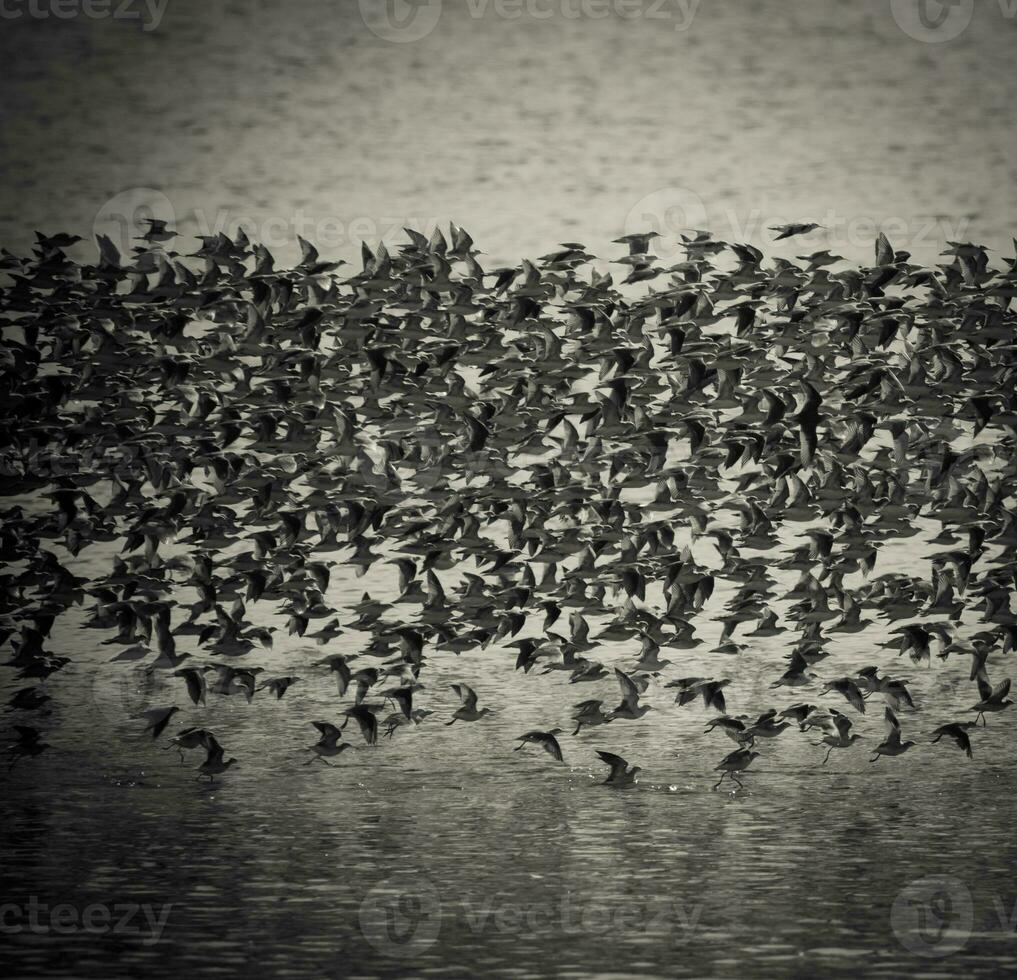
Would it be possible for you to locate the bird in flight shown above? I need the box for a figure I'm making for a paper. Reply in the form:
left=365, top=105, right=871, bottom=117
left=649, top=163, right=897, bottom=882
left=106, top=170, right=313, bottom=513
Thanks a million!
left=595, top=750, right=640, bottom=787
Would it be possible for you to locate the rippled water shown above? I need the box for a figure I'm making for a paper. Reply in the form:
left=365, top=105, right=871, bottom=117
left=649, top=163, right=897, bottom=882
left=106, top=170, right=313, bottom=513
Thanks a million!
left=4, top=1, right=1017, bottom=977
left=4, top=520, right=1017, bottom=977
left=2, top=0, right=1017, bottom=267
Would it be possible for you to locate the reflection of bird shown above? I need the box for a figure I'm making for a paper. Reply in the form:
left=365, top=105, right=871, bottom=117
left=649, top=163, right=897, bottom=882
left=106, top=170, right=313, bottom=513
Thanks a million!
left=595, top=750, right=640, bottom=787
left=8, top=687, right=51, bottom=711
left=515, top=729, right=564, bottom=763
left=7, top=725, right=50, bottom=769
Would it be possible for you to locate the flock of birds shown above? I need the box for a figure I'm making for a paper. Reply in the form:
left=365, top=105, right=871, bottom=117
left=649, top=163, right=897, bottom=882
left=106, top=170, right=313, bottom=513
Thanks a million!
left=2, top=218, right=1016, bottom=790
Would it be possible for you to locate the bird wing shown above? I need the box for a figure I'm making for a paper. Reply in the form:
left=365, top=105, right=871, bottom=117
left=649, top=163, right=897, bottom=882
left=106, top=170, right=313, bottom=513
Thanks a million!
left=312, top=720, right=342, bottom=741
left=614, top=668, right=640, bottom=704
left=391, top=688, right=413, bottom=717
left=595, top=750, right=628, bottom=779
left=846, top=681, right=866, bottom=714
left=833, top=711, right=853, bottom=739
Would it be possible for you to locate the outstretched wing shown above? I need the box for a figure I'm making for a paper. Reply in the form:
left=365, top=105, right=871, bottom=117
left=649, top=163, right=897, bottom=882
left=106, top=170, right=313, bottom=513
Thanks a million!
left=312, top=720, right=342, bottom=741
left=595, top=750, right=628, bottom=779
left=833, top=711, right=853, bottom=740
left=451, top=683, right=478, bottom=710
left=614, top=668, right=640, bottom=704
